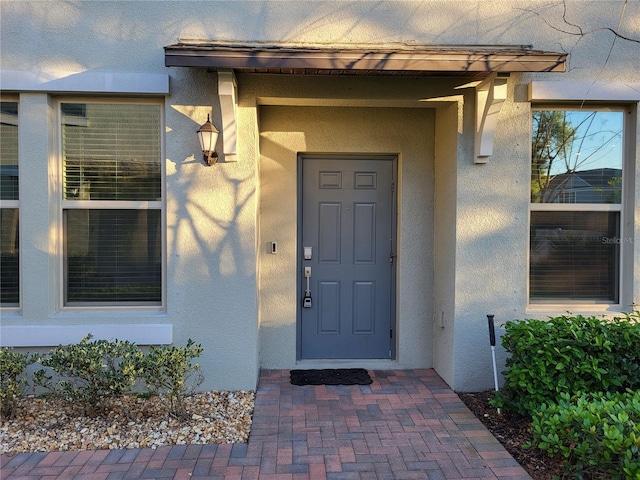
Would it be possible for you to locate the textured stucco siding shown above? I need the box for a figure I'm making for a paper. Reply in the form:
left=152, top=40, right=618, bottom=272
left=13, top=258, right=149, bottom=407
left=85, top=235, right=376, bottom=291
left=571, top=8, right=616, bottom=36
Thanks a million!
left=1, top=1, right=638, bottom=392
left=451, top=78, right=532, bottom=392
left=257, top=105, right=435, bottom=370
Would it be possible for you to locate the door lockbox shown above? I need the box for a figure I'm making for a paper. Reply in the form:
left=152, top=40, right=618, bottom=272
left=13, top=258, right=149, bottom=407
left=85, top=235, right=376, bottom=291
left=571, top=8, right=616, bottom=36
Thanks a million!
left=303, top=295, right=312, bottom=308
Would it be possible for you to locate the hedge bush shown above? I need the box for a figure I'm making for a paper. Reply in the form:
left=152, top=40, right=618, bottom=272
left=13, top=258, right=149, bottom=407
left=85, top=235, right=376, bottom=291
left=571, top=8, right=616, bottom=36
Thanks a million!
left=4, top=336, right=206, bottom=418
left=139, top=339, right=204, bottom=419
left=0, top=348, right=34, bottom=419
left=529, top=390, right=640, bottom=479
left=495, top=312, right=640, bottom=417
left=34, top=335, right=144, bottom=414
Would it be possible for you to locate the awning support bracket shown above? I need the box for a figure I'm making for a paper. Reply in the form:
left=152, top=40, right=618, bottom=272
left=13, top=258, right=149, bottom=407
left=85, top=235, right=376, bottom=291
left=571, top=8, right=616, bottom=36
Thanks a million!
left=475, top=73, right=508, bottom=164
left=218, top=69, right=238, bottom=162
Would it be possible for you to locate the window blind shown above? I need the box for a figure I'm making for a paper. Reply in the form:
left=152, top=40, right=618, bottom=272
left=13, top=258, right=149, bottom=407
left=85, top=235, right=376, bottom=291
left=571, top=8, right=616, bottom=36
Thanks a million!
left=0, top=208, right=19, bottom=305
left=530, top=109, right=624, bottom=304
left=530, top=211, right=619, bottom=302
left=62, top=103, right=161, bottom=201
left=65, top=209, right=161, bottom=303
left=0, top=102, right=19, bottom=201
left=0, top=102, right=19, bottom=306
left=61, top=102, right=163, bottom=305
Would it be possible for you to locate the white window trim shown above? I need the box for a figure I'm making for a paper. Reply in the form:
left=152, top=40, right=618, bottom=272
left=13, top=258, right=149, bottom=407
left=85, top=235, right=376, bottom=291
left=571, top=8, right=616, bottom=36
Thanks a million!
left=0, top=200, right=19, bottom=209
left=531, top=203, right=620, bottom=212
left=527, top=102, right=635, bottom=313
left=528, top=81, right=640, bottom=103
left=0, top=71, right=169, bottom=96
left=54, top=97, right=167, bottom=313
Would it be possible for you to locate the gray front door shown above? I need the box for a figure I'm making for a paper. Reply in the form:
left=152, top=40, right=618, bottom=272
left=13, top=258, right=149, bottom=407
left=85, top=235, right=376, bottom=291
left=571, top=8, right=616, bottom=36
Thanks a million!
left=300, top=156, right=396, bottom=359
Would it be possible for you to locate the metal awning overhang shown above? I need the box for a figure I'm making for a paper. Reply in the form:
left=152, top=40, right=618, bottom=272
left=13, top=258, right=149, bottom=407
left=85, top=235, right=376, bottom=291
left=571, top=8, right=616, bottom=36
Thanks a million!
left=165, top=42, right=567, bottom=165
left=164, top=42, right=567, bottom=74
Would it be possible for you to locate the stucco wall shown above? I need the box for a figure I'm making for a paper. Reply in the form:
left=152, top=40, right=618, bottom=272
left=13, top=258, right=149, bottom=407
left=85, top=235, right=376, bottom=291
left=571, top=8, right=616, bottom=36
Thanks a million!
left=2, top=1, right=638, bottom=82
left=1, top=0, right=639, bottom=392
left=257, top=105, right=435, bottom=370
left=1, top=70, right=260, bottom=392
left=164, top=69, right=260, bottom=391
left=451, top=80, right=532, bottom=392
left=433, top=103, right=460, bottom=387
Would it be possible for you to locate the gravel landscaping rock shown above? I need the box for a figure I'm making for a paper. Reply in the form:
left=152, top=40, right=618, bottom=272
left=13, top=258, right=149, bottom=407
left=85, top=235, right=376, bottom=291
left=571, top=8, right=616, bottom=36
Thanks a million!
left=0, top=390, right=254, bottom=453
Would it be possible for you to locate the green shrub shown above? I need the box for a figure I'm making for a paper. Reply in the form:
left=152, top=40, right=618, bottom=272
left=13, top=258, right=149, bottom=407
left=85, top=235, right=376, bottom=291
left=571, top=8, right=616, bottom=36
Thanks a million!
left=494, top=312, right=640, bottom=416
left=139, top=339, right=204, bottom=419
left=0, top=348, right=34, bottom=419
left=34, top=335, right=143, bottom=415
left=529, top=390, right=640, bottom=479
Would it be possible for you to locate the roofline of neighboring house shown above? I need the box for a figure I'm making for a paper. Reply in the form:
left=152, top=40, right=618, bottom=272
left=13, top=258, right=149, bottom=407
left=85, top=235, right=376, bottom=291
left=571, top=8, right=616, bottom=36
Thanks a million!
left=164, top=41, right=567, bottom=74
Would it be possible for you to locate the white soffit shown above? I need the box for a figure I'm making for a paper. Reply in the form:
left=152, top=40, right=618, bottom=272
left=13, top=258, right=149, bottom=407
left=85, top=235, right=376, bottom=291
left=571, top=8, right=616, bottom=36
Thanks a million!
left=529, top=81, right=640, bottom=102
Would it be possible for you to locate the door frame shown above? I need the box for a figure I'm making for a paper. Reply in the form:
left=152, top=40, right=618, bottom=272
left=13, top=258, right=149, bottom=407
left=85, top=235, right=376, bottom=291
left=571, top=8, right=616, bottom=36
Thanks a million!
left=296, top=153, right=398, bottom=361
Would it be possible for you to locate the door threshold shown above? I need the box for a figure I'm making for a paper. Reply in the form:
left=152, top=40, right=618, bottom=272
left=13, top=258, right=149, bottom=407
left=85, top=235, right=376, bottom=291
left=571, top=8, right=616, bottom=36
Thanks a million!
left=296, top=359, right=399, bottom=370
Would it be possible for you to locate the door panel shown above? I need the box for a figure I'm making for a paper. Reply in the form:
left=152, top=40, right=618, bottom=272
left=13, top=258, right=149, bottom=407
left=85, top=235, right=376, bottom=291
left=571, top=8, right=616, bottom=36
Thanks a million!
left=354, top=203, right=376, bottom=263
left=319, top=203, right=341, bottom=263
left=300, top=156, right=396, bottom=359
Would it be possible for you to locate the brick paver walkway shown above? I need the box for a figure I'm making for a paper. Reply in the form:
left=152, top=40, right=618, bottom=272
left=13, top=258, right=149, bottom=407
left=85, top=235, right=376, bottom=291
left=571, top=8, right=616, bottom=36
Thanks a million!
left=1, top=369, right=531, bottom=479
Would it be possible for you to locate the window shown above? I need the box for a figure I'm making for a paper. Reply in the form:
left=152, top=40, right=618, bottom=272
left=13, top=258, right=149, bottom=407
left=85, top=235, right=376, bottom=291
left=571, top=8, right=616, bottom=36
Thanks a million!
left=61, top=101, right=163, bottom=306
left=529, top=108, right=626, bottom=304
left=0, top=101, right=19, bottom=307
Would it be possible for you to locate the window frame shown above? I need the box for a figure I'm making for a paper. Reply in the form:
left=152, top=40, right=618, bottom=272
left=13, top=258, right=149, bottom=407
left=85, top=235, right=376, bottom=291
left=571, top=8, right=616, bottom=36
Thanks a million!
left=0, top=96, right=20, bottom=311
left=56, top=97, right=166, bottom=312
left=527, top=103, right=634, bottom=311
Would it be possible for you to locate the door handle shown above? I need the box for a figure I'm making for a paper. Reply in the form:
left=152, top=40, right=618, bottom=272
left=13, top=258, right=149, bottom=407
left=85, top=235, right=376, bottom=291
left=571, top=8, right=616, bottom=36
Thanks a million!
left=303, top=267, right=312, bottom=308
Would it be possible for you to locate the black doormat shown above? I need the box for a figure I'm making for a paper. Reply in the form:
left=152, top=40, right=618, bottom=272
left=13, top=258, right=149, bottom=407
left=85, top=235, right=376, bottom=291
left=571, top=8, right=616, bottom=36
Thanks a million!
left=290, top=368, right=372, bottom=386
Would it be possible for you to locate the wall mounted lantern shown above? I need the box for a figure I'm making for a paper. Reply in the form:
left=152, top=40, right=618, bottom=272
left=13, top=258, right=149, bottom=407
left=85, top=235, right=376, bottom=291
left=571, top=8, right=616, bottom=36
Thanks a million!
left=197, top=114, right=220, bottom=165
